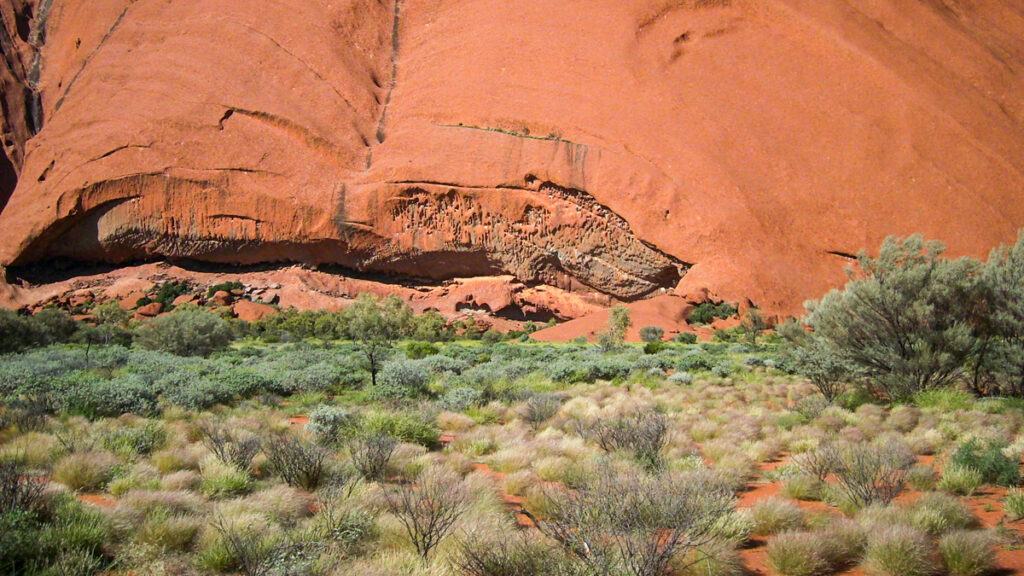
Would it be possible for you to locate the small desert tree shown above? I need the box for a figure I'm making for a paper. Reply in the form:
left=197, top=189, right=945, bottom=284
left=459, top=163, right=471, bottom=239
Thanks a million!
left=383, top=465, right=471, bottom=561
left=134, top=304, right=233, bottom=357
left=346, top=294, right=414, bottom=387
left=599, top=306, right=632, bottom=351
left=800, top=235, right=982, bottom=402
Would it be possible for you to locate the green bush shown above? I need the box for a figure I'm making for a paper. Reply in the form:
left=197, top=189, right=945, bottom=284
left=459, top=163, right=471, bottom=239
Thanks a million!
left=363, top=410, right=440, bottom=448
left=689, top=302, right=737, bottom=325
left=798, top=236, right=981, bottom=403
left=405, top=341, right=439, bottom=360
left=306, top=405, right=360, bottom=445
left=207, top=281, right=243, bottom=297
left=372, top=358, right=430, bottom=399
left=639, top=326, right=664, bottom=342
left=674, top=332, right=698, bottom=344
left=938, top=465, right=984, bottom=496
left=950, top=438, right=1020, bottom=486
left=1004, top=489, right=1024, bottom=519
left=438, top=387, right=483, bottom=412
left=134, top=305, right=233, bottom=357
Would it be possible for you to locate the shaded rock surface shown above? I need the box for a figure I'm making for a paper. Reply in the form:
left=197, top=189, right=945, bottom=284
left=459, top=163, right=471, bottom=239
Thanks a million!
left=2, top=0, right=1024, bottom=314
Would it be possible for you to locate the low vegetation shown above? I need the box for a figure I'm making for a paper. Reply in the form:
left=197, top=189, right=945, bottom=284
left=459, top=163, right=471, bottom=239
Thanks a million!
left=1, top=232, right=1023, bottom=575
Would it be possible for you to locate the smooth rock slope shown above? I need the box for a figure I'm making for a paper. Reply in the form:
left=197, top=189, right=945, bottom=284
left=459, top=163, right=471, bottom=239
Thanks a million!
left=2, top=0, right=1024, bottom=314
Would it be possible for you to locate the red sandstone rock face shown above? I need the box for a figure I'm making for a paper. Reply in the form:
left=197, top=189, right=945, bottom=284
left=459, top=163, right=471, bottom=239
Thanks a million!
left=2, top=0, right=1024, bottom=314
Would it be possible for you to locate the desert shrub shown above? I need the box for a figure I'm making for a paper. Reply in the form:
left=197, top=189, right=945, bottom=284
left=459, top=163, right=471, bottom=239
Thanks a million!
left=160, top=373, right=237, bottom=410
left=640, top=326, right=665, bottom=342
left=676, top=353, right=712, bottom=373
left=949, top=438, right=1020, bottom=486
left=794, top=395, right=830, bottom=420
left=1004, top=489, right=1024, bottom=519
left=799, top=236, right=981, bottom=402
left=675, top=332, right=698, bottom=344
left=527, top=467, right=735, bottom=576
left=199, top=460, right=254, bottom=498
left=372, top=358, right=430, bottom=399
left=752, top=497, right=804, bottom=535
left=818, top=519, right=868, bottom=570
left=363, top=410, right=440, bottom=448
left=585, top=408, right=669, bottom=471
left=134, top=506, right=201, bottom=552
left=438, top=387, right=483, bottom=412
left=101, top=421, right=165, bottom=456
left=263, top=434, right=328, bottom=490
left=863, top=525, right=936, bottom=576
left=383, top=465, right=471, bottom=560
left=668, top=371, right=694, bottom=385
left=63, top=374, right=159, bottom=418
left=0, top=461, right=46, bottom=517
left=405, top=341, right=439, bottom=360
left=781, top=475, right=822, bottom=501
left=938, top=465, right=984, bottom=496
left=452, top=532, right=581, bottom=576
left=348, top=432, right=397, bottom=481
left=908, top=492, right=975, bottom=535
left=481, top=329, right=504, bottom=345
left=520, top=392, right=562, bottom=430
left=199, top=423, right=261, bottom=471
left=0, top=493, right=112, bottom=576
left=548, top=359, right=591, bottom=383
left=906, top=464, right=938, bottom=491
left=154, top=281, right=190, bottom=308
left=939, top=530, right=994, bottom=576
left=804, top=439, right=915, bottom=509
left=209, top=514, right=319, bottom=576
left=134, top=305, right=234, bottom=357
left=306, top=405, right=360, bottom=445
left=766, top=531, right=827, bottom=576
left=913, top=388, right=974, bottom=411
left=207, top=281, right=243, bottom=297
left=689, top=302, right=737, bottom=325
left=52, top=451, right=119, bottom=491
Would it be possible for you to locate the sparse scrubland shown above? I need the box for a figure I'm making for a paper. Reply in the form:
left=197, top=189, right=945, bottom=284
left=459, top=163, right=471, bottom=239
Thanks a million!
left=2, top=234, right=1024, bottom=575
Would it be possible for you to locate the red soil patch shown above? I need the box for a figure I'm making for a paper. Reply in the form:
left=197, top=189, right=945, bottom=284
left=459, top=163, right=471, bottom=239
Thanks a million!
left=77, top=493, right=117, bottom=509
left=288, top=415, right=309, bottom=426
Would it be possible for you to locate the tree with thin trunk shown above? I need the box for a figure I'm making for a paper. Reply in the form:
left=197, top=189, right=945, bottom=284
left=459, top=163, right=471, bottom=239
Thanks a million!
left=346, top=294, right=413, bottom=387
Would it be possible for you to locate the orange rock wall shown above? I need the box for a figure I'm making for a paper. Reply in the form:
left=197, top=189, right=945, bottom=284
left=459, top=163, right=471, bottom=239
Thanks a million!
left=2, top=0, right=1024, bottom=313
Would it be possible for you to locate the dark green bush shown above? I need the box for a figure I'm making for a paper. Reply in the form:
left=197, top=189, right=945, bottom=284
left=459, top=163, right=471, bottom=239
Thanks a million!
left=689, top=302, right=737, bottom=325
left=207, top=281, right=244, bottom=297
left=950, top=438, right=1020, bottom=487
left=674, top=332, right=698, bottom=344
left=363, top=410, right=440, bottom=448
left=406, top=341, right=440, bottom=360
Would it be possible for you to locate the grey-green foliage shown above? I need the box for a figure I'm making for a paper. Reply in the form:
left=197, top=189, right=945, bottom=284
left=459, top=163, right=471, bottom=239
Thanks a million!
left=977, top=231, right=1024, bottom=396
left=639, top=326, right=664, bottom=343
left=372, top=358, right=430, bottom=399
left=134, top=305, right=233, bottom=357
left=800, top=235, right=981, bottom=402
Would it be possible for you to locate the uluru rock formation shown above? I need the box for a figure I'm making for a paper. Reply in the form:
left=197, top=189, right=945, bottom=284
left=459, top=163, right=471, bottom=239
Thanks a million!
left=2, top=0, right=1024, bottom=315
